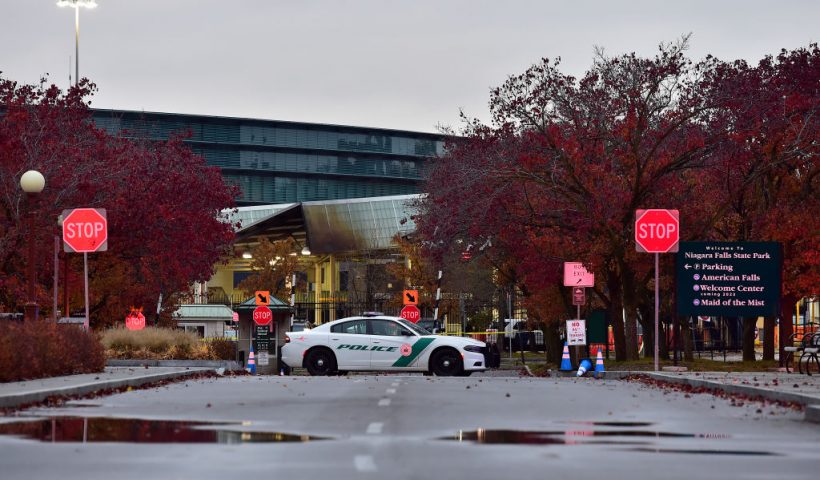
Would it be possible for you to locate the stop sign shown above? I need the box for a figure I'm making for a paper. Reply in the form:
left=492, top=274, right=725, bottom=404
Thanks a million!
left=253, top=305, right=273, bottom=326
left=635, top=209, right=680, bottom=253
left=62, top=208, right=108, bottom=253
left=399, top=305, right=421, bottom=323
left=125, top=311, right=145, bottom=331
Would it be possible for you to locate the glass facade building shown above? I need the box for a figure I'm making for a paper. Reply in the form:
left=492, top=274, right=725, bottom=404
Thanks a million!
left=91, top=109, right=444, bottom=205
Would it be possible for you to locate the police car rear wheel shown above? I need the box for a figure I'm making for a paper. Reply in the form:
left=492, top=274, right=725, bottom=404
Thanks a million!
left=431, top=349, right=463, bottom=376
left=305, top=349, right=336, bottom=376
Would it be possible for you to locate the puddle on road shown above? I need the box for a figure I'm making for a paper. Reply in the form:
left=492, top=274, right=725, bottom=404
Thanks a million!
left=443, top=429, right=731, bottom=444
left=565, top=421, right=654, bottom=427
left=443, top=429, right=776, bottom=456
left=630, top=447, right=779, bottom=456
left=0, top=417, right=328, bottom=444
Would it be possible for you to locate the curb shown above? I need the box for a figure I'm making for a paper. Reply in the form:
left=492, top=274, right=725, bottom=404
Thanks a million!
left=107, top=359, right=242, bottom=369
left=806, top=405, right=820, bottom=423
left=616, top=371, right=820, bottom=423
left=642, top=372, right=820, bottom=407
left=0, top=368, right=213, bottom=409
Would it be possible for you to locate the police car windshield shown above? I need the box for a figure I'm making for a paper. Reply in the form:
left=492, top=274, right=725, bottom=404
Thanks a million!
left=396, top=318, right=432, bottom=336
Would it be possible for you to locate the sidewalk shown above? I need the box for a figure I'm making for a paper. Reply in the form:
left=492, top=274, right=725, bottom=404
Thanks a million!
left=641, top=371, right=820, bottom=423
left=0, top=366, right=215, bottom=409
left=592, top=370, right=820, bottom=423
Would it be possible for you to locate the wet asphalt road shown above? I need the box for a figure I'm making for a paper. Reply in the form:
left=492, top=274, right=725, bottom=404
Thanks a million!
left=0, top=371, right=817, bottom=480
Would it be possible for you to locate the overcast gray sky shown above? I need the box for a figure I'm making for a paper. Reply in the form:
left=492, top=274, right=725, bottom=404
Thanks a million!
left=2, top=1, right=817, bottom=133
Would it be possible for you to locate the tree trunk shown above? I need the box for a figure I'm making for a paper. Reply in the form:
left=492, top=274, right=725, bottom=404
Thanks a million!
left=681, top=316, right=693, bottom=362
left=544, top=321, right=563, bottom=365
left=622, top=270, right=639, bottom=361
left=779, top=294, right=797, bottom=368
left=763, top=315, right=775, bottom=361
left=607, top=272, right=627, bottom=361
left=636, top=303, right=653, bottom=359
left=742, top=317, right=756, bottom=361
left=658, top=320, right=669, bottom=359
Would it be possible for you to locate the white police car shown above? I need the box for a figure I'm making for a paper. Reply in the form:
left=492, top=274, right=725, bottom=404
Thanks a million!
left=281, top=315, right=487, bottom=376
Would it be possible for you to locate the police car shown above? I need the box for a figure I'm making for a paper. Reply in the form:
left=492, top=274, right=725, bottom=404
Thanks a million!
left=281, top=315, right=487, bottom=376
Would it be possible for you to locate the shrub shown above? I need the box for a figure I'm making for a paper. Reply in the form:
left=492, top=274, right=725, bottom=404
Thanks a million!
left=0, top=320, right=105, bottom=382
left=102, top=327, right=232, bottom=360
left=206, top=338, right=237, bottom=361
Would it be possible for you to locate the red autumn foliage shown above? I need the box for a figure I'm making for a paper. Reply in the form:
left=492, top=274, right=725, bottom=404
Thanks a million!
left=0, top=76, right=238, bottom=328
left=0, top=320, right=105, bottom=382
left=418, top=39, right=818, bottom=362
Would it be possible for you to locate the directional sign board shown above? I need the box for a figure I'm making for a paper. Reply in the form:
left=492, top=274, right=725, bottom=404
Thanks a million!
left=676, top=242, right=781, bottom=317
left=255, top=291, right=270, bottom=306
left=566, top=320, right=587, bottom=346
left=563, top=262, right=594, bottom=287
left=62, top=208, right=108, bottom=253
left=403, top=290, right=419, bottom=305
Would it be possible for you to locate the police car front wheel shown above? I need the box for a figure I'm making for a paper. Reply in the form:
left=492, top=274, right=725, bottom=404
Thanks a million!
left=305, top=348, right=337, bottom=376
left=430, top=349, right=463, bottom=376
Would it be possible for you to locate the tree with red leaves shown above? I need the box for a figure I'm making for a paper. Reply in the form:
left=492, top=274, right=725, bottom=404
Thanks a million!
left=701, top=45, right=819, bottom=360
left=0, top=75, right=237, bottom=328
left=420, top=37, right=721, bottom=361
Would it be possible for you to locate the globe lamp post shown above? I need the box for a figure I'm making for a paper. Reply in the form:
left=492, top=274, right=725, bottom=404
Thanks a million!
left=20, top=170, right=46, bottom=321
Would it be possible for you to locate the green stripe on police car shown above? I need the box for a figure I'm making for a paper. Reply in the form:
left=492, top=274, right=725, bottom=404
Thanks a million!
left=337, top=344, right=398, bottom=352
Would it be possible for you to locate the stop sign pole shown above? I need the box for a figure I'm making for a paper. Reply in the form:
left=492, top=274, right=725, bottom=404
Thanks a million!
left=62, top=208, right=108, bottom=331
left=635, top=209, right=680, bottom=372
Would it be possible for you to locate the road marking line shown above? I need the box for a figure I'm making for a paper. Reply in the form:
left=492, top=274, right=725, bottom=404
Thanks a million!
left=354, top=455, right=377, bottom=472
left=366, top=422, right=383, bottom=434
left=386, top=388, right=396, bottom=394
left=391, top=382, right=399, bottom=387
left=378, top=398, right=391, bottom=407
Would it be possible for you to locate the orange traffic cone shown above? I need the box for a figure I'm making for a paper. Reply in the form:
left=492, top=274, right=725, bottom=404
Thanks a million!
left=560, top=343, right=572, bottom=371
left=594, top=348, right=605, bottom=378
left=248, top=344, right=256, bottom=375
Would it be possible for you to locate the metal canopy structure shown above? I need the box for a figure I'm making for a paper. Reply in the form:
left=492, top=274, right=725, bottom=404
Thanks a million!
left=230, top=194, right=421, bottom=256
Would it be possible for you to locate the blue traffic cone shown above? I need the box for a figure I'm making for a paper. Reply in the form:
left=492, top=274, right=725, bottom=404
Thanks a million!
left=559, top=343, right=572, bottom=371
left=576, top=358, right=592, bottom=377
left=248, top=344, right=257, bottom=375
left=594, top=349, right=605, bottom=378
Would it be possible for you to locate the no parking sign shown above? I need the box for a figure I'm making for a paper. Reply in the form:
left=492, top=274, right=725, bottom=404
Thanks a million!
left=566, top=320, right=586, bottom=346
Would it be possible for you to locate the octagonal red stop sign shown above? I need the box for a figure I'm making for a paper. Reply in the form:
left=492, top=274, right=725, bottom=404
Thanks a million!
left=635, top=209, right=680, bottom=253
left=62, top=208, right=108, bottom=253
left=400, top=305, right=421, bottom=323
left=253, top=305, right=273, bottom=326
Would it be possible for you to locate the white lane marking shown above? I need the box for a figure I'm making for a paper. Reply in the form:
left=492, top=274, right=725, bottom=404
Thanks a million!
left=366, top=422, right=384, bottom=434
left=354, top=455, right=377, bottom=472
left=386, top=388, right=396, bottom=394
left=378, top=398, right=391, bottom=407
left=390, top=382, right=399, bottom=387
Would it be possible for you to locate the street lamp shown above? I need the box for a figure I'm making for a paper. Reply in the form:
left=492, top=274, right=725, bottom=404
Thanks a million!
left=56, top=0, right=97, bottom=86
left=20, top=170, right=46, bottom=321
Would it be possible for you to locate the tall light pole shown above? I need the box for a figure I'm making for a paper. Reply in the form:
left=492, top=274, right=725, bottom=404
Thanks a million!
left=20, top=170, right=46, bottom=322
left=57, top=0, right=97, bottom=86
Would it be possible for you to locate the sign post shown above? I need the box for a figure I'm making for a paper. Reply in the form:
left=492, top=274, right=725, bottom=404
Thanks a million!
left=635, top=209, right=680, bottom=372
left=564, top=263, right=594, bottom=366
left=62, top=208, right=108, bottom=331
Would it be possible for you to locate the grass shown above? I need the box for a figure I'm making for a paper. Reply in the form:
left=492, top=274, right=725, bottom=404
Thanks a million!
left=101, top=327, right=236, bottom=360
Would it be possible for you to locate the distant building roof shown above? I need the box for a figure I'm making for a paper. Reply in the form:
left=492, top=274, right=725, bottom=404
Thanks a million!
left=236, top=295, right=292, bottom=311
left=232, top=194, right=421, bottom=255
left=173, top=304, right=235, bottom=321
